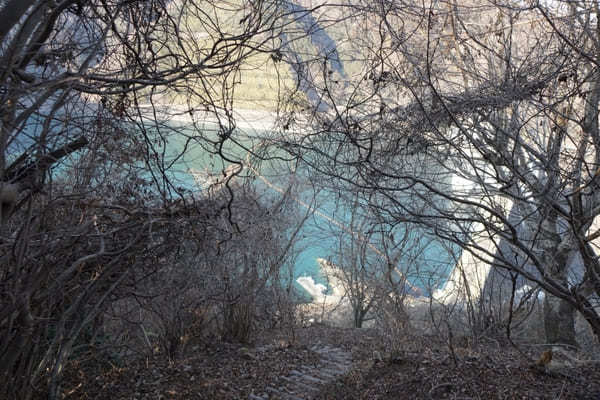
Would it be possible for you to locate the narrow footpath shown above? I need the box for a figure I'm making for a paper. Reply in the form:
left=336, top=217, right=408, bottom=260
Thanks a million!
left=250, top=344, right=352, bottom=400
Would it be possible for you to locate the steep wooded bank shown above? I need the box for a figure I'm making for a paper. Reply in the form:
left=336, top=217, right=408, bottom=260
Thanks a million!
left=2, top=1, right=600, bottom=399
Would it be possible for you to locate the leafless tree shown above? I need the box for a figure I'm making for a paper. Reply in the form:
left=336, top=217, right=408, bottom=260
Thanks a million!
left=277, top=0, right=600, bottom=347
left=124, top=174, right=309, bottom=357
left=320, top=194, right=381, bottom=328
left=317, top=189, right=432, bottom=328
left=0, top=0, right=305, bottom=398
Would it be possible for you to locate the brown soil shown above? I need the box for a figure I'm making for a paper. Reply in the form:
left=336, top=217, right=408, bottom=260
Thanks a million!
left=57, top=326, right=600, bottom=400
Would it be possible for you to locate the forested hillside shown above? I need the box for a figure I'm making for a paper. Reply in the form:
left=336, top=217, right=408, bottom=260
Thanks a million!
left=2, top=1, right=600, bottom=399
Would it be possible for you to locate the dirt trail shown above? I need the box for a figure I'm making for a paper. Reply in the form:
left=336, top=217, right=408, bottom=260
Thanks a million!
left=250, top=343, right=352, bottom=400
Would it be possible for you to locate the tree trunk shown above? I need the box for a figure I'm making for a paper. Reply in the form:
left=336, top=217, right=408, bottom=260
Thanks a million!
left=354, top=313, right=361, bottom=328
left=542, top=252, right=577, bottom=347
left=353, top=305, right=364, bottom=328
left=535, top=209, right=578, bottom=347
left=543, top=292, right=578, bottom=347
left=0, top=0, right=36, bottom=41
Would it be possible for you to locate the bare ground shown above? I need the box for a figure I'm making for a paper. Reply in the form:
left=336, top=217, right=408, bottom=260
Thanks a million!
left=58, top=326, right=600, bottom=400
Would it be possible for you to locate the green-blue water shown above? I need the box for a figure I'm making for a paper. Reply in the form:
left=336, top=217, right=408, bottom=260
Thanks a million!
left=150, top=121, right=454, bottom=295
left=39, top=117, right=452, bottom=297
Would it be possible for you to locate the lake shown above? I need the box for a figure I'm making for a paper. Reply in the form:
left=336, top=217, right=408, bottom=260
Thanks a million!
left=146, top=118, right=455, bottom=298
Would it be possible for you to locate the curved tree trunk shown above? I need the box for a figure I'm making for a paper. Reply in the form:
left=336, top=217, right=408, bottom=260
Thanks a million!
left=539, top=210, right=578, bottom=347
left=542, top=246, right=577, bottom=347
left=543, top=292, right=577, bottom=347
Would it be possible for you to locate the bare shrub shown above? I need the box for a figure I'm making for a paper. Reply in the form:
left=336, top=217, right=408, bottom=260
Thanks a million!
left=109, top=179, right=308, bottom=352
left=0, top=192, right=196, bottom=398
left=220, top=300, right=254, bottom=343
left=374, top=289, right=411, bottom=357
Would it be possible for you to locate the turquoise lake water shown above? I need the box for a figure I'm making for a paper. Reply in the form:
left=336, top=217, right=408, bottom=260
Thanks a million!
left=153, top=121, right=454, bottom=295
left=18, top=103, right=454, bottom=297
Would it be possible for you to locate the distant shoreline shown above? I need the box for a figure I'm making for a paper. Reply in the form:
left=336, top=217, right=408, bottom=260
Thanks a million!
left=137, top=103, right=282, bottom=132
